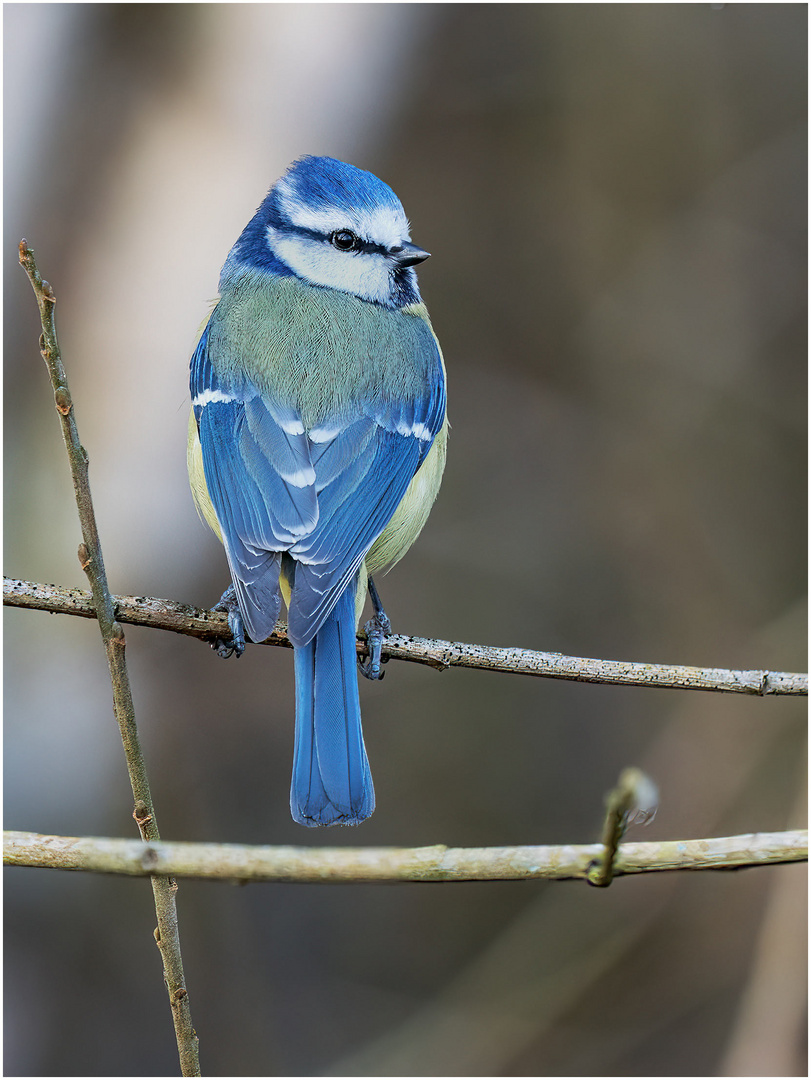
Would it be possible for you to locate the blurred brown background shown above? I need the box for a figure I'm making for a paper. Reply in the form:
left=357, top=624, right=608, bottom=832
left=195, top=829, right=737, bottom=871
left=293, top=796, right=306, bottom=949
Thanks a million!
left=4, top=4, right=806, bottom=1076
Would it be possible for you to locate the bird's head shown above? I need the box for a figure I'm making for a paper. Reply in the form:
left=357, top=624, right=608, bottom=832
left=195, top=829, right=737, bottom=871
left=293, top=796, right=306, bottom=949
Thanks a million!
left=226, top=156, right=429, bottom=307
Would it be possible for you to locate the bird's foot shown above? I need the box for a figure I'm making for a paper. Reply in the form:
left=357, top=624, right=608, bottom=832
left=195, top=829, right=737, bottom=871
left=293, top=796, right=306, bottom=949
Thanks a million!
left=359, top=577, right=391, bottom=681
left=211, top=585, right=246, bottom=658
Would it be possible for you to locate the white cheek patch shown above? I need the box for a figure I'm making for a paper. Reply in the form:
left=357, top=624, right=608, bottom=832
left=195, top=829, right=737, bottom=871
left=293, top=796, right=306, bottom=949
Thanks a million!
left=268, top=228, right=394, bottom=305
left=192, top=388, right=235, bottom=407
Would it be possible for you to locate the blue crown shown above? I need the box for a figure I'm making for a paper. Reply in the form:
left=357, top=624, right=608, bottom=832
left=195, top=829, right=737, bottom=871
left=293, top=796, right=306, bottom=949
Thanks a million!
left=274, top=156, right=403, bottom=221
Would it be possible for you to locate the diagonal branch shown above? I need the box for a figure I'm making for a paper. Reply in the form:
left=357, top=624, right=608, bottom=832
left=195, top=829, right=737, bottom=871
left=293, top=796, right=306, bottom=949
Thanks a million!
left=4, top=829, right=806, bottom=882
left=4, top=576, right=807, bottom=696
left=17, top=241, right=199, bottom=1078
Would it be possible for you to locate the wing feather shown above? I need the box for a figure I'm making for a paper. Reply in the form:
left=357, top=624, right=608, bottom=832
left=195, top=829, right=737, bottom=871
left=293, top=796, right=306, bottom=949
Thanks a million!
left=191, top=307, right=446, bottom=648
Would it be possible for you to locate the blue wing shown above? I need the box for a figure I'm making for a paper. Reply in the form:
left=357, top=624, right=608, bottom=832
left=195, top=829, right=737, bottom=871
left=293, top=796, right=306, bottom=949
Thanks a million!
left=191, top=321, right=446, bottom=647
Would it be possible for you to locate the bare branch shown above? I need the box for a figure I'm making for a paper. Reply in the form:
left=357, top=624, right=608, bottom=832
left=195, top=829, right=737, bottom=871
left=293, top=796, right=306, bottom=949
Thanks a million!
left=4, top=829, right=806, bottom=882
left=4, top=576, right=807, bottom=696
left=17, top=241, right=200, bottom=1077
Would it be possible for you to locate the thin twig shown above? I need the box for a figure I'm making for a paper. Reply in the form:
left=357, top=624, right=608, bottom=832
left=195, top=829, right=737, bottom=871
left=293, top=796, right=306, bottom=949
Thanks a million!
left=587, top=767, right=660, bottom=887
left=17, top=241, right=200, bottom=1077
left=4, top=576, right=807, bottom=696
left=4, top=829, right=806, bottom=882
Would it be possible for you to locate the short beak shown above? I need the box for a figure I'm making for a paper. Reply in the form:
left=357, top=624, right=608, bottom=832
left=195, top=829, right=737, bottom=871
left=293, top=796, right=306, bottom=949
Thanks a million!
left=393, top=241, right=431, bottom=268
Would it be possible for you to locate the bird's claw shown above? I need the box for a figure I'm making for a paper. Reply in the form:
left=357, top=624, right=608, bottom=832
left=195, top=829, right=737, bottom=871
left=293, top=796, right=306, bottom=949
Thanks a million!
left=211, top=585, right=246, bottom=658
left=359, top=576, right=392, bottom=680
left=359, top=609, right=391, bottom=681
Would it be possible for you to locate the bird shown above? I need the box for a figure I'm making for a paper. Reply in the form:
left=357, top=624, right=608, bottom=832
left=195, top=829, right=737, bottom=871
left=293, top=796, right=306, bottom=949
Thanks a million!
left=187, top=155, right=448, bottom=826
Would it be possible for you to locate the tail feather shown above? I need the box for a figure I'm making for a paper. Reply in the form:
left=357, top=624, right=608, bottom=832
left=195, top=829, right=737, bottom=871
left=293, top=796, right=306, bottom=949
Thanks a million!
left=291, top=585, right=374, bottom=826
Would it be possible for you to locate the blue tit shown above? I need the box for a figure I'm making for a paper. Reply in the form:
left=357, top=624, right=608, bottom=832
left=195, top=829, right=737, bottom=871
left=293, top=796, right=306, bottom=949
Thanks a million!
left=187, top=156, right=448, bottom=826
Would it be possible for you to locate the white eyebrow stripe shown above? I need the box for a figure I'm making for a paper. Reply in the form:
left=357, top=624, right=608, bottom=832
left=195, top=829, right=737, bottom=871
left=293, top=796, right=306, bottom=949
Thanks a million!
left=276, top=180, right=410, bottom=249
left=193, top=388, right=236, bottom=407
left=287, top=205, right=356, bottom=235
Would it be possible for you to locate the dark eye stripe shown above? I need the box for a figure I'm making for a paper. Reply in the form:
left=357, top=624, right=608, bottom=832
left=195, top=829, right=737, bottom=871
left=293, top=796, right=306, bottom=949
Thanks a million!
left=284, top=223, right=390, bottom=257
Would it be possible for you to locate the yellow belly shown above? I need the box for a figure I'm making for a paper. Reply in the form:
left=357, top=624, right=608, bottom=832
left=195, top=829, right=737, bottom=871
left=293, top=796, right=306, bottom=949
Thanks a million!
left=187, top=410, right=222, bottom=541
left=365, top=418, right=448, bottom=577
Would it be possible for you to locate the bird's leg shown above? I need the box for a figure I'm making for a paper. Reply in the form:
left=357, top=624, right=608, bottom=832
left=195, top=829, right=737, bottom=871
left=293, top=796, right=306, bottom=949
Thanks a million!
left=359, top=576, right=391, bottom=681
left=211, top=584, right=246, bottom=658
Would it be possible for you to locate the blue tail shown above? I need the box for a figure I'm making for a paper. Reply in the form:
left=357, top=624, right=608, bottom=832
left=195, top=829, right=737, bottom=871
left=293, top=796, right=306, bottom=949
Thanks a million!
left=291, top=585, right=374, bottom=826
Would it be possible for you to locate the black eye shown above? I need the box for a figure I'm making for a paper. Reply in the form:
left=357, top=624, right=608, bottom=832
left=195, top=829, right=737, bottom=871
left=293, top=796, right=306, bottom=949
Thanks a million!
left=331, top=230, right=359, bottom=251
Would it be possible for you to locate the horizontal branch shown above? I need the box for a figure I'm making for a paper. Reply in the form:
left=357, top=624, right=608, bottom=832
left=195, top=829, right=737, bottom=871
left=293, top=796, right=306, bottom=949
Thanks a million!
left=4, top=830, right=806, bottom=883
left=4, top=577, right=807, bottom=695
